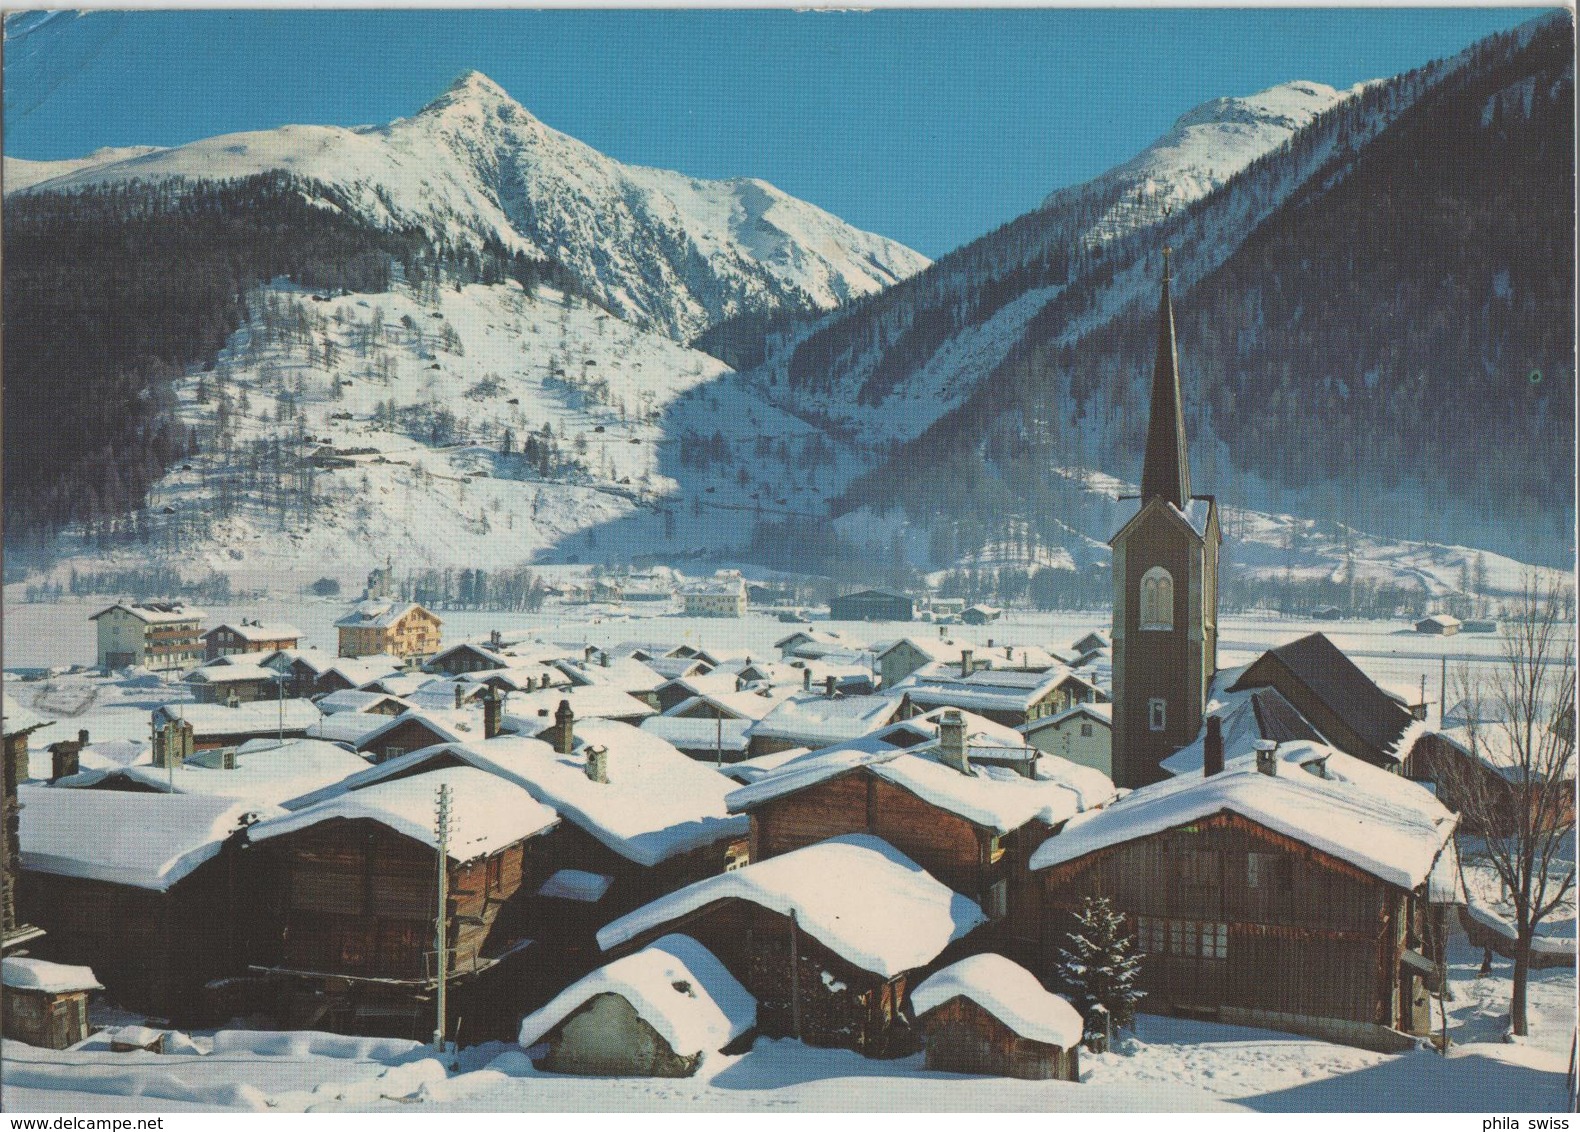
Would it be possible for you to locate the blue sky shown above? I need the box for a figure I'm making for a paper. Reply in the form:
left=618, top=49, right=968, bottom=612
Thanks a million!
left=2, top=8, right=1549, bottom=257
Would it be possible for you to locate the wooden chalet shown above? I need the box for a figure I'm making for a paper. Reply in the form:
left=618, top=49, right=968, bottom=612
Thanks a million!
left=335, top=600, right=441, bottom=660
left=247, top=766, right=559, bottom=1038
left=424, top=641, right=509, bottom=677
left=597, top=834, right=987, bottom=1056
left=183, top=660, right=282, bottom=705
left=516, top=934, right=754, bottom=1077
left=1404, top=725, right=1575, bottom=837
left=910, top=954, right=1083, bottom=1081
left=203, top=620, right=302, bottom=661
left=899, top=667, right=1065, bottom=730
left=1226, top=633, right=1418, bottom=771
left=1, top=957, right=101, bottom=1049
left=153, top=700, right=321, bottom=752
left=745, top=691, right=908, bottom=758
left=16, top=787, right=268, bottom=1022
left=1031, top=738, right=1461, bottom=1051
left=728, top=709, right=1115, bottom=967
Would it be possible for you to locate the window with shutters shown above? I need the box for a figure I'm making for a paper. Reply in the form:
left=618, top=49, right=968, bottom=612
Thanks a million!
left=1248, top=851, right=1293, bottom=890
left=1137, top=915, right=1228, bottom=961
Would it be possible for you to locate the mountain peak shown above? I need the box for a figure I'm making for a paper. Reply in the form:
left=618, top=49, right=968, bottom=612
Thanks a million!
left=419, top=70, right=528, bottom=118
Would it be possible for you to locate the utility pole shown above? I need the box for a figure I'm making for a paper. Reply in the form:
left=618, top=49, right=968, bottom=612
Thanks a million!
left=433, top=783, right=452, bottom=1053
left=716, top=711, right=723, bottom=769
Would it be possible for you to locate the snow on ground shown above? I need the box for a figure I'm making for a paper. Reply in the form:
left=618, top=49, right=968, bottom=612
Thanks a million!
left=3, top=929, right=1569, bottom=1113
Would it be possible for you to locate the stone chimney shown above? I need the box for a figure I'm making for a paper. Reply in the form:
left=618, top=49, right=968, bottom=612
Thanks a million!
left=48, top=740, right=80, bottom=782
left=1203, top=715, right=1224, bottom=778
left=540, top=673, right=551, bottom=690
left=938, top=709, right=969, bottom=774
left=987, top=638, right=994, bottom=650
left=824, top=674, right=837, bottom=699
left=153, top=720, right=194, bottom=770
left=1005, top=645, right=1014, bottom=661
left=489, top=629, right=502, bottom=648
left=483, top=687, right=504, bottom=741
left=585, top=744, right=609, bottom=784
left=1254, top=739, right=1278, bottom=777
left=454, top=684, right=465, bottom=709
left=77, top=729, right=90, bottom=748
left=960, top=649, right=973, bottom=678
left=3, top=732, right=32, bottom=793
left=551, top=699, right=575, bottom=755
left=584, top=644, right=597, bottom=662
left=220, top=748, right=237, bottom=770
left=802, top=668, right=812, bottom=692
left=938, top=625, right=946, bottom=638
left=600, top=650, right=610, bottom=668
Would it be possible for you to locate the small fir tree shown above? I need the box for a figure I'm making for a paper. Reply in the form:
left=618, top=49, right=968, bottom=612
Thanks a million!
left=1057, top=895, right=1145, bottom=1045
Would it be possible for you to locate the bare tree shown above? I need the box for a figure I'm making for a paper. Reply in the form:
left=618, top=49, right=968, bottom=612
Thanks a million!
left=1443, top=575, right=1575, bottom=1036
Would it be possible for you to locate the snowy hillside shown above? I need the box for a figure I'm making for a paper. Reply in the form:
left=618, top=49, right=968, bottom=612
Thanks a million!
left=3, top=146, right=166, bottom=192
left=9, top=72, right=930, bottom=341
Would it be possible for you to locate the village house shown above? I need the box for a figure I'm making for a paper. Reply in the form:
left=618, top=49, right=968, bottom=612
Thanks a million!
left=596, top=834, right=988, bottom=1055
left=1031, top=736, right=1461, bottom=1051
left=247, top=765, right=560, bottom=1037
left=898, top=666, right=1065, bottom=730
left=424, top=640, right=510, bottom=676
left=643, top=688, right=785, bottom=763
left=314, top=689, right=413, bottom=717
left=312, top=655, right=407, bottom=697
left=828, top=589, right=914, bottom=623
left=728, top=708, right=1115, bottom=966
left=335, top=600, right=442, bottom=659
left=97, top=738, right=371, bottom=811
left=1404, top=722, right=1575, bottom=836
left=506, top=684, right=659, bottom=731
left=910, top=953, right=1083, bottom=1081
left=1021, top=702, right=1114, bottom=778
left=517, top=934, right=754, bottom=1077
left=1415, top=613, right=1463, bottom=636
left=182, top=658, right=283, bottom=705
left=257, top=648, right=335, bottom=699
left=773, top=628, right=846, bottom=661
left=2, top=957, right=102, bottom=1049
left=874, top=636, right=965, bottom=690
left=679, top=573, right=748, bottom=618
left=744, top=690, right=909, bottom=758
left=16, top=786, right=276, bottom=1021
left=552, top=654, right=667, bottom=708
left=961, top=604, right=1002, bottom=626
left=203, top=620, right=302, bottom=661
left=90, top=602, right=206, bottom=673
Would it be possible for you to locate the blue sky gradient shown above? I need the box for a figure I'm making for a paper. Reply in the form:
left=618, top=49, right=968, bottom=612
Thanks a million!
left=3, top=8, right=1549, bottom=257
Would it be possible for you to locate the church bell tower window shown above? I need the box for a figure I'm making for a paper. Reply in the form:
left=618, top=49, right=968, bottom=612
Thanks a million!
left=1140, top=566, right=1174, bottom=631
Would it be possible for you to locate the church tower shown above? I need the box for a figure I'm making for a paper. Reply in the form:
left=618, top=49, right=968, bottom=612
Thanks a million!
left=1109, top=252, right=1220, bottom=789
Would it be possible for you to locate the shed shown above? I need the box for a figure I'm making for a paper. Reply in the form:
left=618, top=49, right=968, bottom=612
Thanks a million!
left=518, top=934, right=754, bottom=1076
left=828, top=590, right=914, bottom=623
left=960, top=605, right=1003, bottom=626
left=911, top=954, right=1082, bottom=1081
left=1, top=957, right=101, bottom=1049
left=1415, top=614, right=1462, bottom=636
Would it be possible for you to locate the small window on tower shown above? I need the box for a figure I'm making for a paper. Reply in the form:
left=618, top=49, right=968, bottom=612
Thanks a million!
left=1149, top=698, right=1167, bottom=732
left=1140, top=567, right=1175, bottom=631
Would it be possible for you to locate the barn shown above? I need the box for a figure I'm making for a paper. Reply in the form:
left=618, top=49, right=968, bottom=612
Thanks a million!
left=1031, top=740, right=1461, bottom=1052
left=517, top=934, right=754, bottom=1076
left=597, top=833, right=988, bottom=1056
left=828, top=590, right=914, bottom=623
left=911, top=953, right=1083, bottom=1081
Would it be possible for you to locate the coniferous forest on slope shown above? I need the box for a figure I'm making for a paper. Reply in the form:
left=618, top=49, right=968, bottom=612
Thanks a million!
left=839, top=22, right=1574, bottom=569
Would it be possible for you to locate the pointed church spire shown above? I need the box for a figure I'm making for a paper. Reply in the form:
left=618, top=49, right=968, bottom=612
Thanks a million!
left=1140, top=248, right=1191, bottom=508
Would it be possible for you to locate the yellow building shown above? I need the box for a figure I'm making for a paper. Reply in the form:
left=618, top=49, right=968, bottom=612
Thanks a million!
left=334, top=600, right=441, bottom=659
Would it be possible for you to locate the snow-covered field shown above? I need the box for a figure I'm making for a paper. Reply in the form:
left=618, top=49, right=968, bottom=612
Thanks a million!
left=2, top=932, right=1571, bottom=1113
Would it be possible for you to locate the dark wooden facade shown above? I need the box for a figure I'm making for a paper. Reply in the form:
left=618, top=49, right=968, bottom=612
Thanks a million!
left=356, top=717, right=457, bottom=764
left=1039, top=811, right=1439, bottom=1048
left=828, top=590, right=914, bottom=622
left=204, top=626, right=300, bottom=661
left=1, top=985, right=93, bottom=1049
left=917, top=995, right=1079, bottom=1081
left=1405, top=733, right=1575, bottom=837
left=18, top=851, right=256, bottom=1023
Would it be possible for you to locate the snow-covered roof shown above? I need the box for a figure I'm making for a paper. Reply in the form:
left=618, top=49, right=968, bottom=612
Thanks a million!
left=321, top=655, right=406, bottom=687
left=306, top=712, right=392, bottom=745
left=1030, top=741, right=1457, bottom=891
left=900, top=670, right=1061, bottom=715
left=90, top=602, right=205, bottom=624
left=115, top=739, right=370, bottom=807
left=746, top=692, right=903, bottom=747
left=315, top=689, right=414, bottom=715
left=153, top=699, right=322, bottom=737
left=2, top=957, right=102, bottom=995
left=1433, top=724, right=1574, bottom=783
left=912, top=954, right=1083, bottom=1048
left=641, top=715, right=751, bottom=754
left=1027, top=702, right=1114, bottom=733
left=505, top=684, right=657, bottom=724
left=354, top=709, right=471, bottom=750
left=875, top=636, right=965, bottom=664
left=645, top=656, right=710, bottom=681
left=1418, top=614, right=1463, bottom=629
left=334, top=600, right=434, bottom=629
left=184, top=662, right=277, bottom=685
left=250, top=765, right=558, bottom=862
left=553, top=656, right=665, bottom=695
left=283, top=724, right=746, bottom=866
left=206, top=621, right=301, bottom=642
left=518, top=934, right=755, bottom=1057
left=1160, top=687, right=1325, bottom=777
left=19, top=787, right=277, bottom=891
left=539, top=868, right=614, bottom=903
left=598, top=834, right=986, bottom=978
left=462, top=663, right=571, bottom=691
left=2, top=692, right=49, bottom=736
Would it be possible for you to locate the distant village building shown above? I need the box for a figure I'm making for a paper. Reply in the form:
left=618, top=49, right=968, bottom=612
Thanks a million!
left=1108, top=257, right=1220, bottom=789
left=334, top=600, right=441, bottom=659
left=425, top=641, right=510, bottom=677
left=182, top=660, right=282, bottom=705
left=960, top=604, right=1002, bottom=626
left=1415, top=613, right=1462, bottom=636
left=90, top=602, right=206, bottom=673
left=874, top=637, right=964, bottom=690
left=153, top=700, right=321, bottom=752
left=828, top=589, right=914, bottom=623
left=203, top=620, right=302, bottom=661
left=1020, top=702, right=1113, bottom=778
left=679, top=574, right=748, bottom=618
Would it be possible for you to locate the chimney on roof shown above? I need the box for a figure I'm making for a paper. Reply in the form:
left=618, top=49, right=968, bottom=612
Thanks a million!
left=1254, top=739, right=1278, bottom=777
left=483, top=686, right=504, bottom=741
left=540, top=673, right=551, bottom=690
left=226, top=690, right=240, bottom=710
left=585, top=744, right=609, bottom=784
left=490, top=629, right=502, bottom=648
left=938, top=625, right=946, bottom=638
left=220, top=748, right=237, bottom=770
left=938, top=709, right=969, bottom=774
left=551, top=699, right=576, bottom=755
left=153, top=720, right=193, bottom=770
left=48, top=740, right=80, bottom=782
left=1005, top=645, right=1013, bottom=661
left=803, top=668, right=812, bottom=692
left=77, top=729, right=90, bottom=748
left=600, top=650, right=609, bottom=668
left=1203, top=715, right=1224, bottom=777
left=987, top=638, right=994, bottom=650
left=824, top=675, right=837, bottom=699
left=584, top=644, right=597, bottom=662
left=454, top=684, right=465, bottom=709
left=3, top=733, right=30, bottom=793
left=961, top=649, right=973, bottom=678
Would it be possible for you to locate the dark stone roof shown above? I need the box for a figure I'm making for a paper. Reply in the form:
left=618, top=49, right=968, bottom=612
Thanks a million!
left=1230, top=633, right=1413, bottom=758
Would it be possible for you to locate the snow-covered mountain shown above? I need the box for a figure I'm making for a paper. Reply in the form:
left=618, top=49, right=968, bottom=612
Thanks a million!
left=8, top=71, right=930, bottom=341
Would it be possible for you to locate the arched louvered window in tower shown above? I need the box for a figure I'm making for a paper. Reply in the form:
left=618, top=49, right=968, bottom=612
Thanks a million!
left=1140, top=566, right=1174, bottom=631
